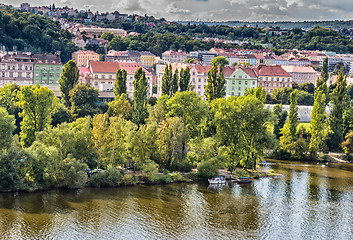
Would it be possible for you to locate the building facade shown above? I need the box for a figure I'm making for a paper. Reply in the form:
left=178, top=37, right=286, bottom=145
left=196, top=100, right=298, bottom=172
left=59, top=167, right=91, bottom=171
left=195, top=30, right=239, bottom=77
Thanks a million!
left=225, top=67, right=258, bottom=97
left=162, top=50, right=188, bottom=64
left=282, top=66, right=318, bottom=85
left=72, top=50, right=99, bottom=67
left=256, top=65, right=293, bottom=93
left=33, top=54, right=62, bottom=85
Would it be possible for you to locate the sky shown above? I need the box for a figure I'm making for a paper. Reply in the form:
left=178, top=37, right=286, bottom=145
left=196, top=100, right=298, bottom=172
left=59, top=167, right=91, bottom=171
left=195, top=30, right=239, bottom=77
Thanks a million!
left=2, top=0, right=353, bottom=22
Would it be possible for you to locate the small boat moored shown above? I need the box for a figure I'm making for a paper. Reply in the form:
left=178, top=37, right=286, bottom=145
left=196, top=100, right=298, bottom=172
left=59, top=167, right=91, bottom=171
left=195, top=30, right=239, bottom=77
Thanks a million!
left=208, top=176, right=226, bottom=184
left=232, top=176, right=252, bottom=184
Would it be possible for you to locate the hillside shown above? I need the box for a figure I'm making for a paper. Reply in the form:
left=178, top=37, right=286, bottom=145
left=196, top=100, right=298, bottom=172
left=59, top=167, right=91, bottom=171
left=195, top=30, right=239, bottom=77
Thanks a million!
left=0, top=6, right=78, bottom=62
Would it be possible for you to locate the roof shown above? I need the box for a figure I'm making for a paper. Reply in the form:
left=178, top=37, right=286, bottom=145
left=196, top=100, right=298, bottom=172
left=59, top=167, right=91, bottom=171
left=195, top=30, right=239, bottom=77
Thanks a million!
left=73, top=50, right=99, bottom=55
left=79, top=67, right=91, bottom=75
left=33, top=54, right=61, bottom=64
left=282, top=66, right=318, bottom=74
left=237, top=67, right=258, bottom=78
left=90, top=61, right=152, bottom=75
left=223, top=66, right=237, bottom=77
left=189, top=64, right=212, bottom=74
left=162, top=50, right=187, bottom=56
left=255, top=65, right=292, bottom=77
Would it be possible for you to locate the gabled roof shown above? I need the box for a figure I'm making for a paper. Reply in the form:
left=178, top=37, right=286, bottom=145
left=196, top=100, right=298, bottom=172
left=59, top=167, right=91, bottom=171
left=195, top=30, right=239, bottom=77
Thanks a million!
left=282, top=66, right=318, bottom=74
left=90, top=61, right=152, bottom=75
left=189, top=64, right=212, bottom=74
left=255, top=65, right=292, bottom=77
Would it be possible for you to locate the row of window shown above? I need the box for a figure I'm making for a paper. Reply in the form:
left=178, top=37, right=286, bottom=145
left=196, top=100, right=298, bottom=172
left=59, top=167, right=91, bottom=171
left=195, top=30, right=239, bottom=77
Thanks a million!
left=94, top=75, right=151, bottom=80
left=1, top=65, right=33, bottom=71
left=259, top=77, right=291, bottom=81
left=259, top=82, right=291, bottom=87
left=229, top=80, right=256, bottom=85
left=35, top=73, right=60, bottom=78
left=35, top=66, right=61, bottom=71
left=1, top=72, right=31, bottom=78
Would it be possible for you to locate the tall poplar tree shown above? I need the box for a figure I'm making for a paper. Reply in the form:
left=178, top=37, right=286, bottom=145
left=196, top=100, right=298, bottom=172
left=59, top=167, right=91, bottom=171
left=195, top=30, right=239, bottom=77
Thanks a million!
left=161, top=64, right=173, bottom=96
left=179, top=67, right=191, bottom=92
left=309, top=90, right=328, bottom=159
left=132, top=68, right=148, bottom=126
left=172, top=69, right=179, bottom=96
left=205, top=62, right=226, bottom=102
left=114, top=69, right=127, bottom=98
left=328, top=66, right=348, bottom=150
left=317, top=57, right=328, bottom=95
left=280, top=90, right=298, bottom=154
left=59, top=60, right=79, bottom=108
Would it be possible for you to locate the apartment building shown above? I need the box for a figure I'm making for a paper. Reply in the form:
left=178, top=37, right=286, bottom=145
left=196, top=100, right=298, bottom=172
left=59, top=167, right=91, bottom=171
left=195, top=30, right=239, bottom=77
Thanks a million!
left=256, top=65, right=293, bottom=93
left=282, top=66, right=318, bottom=85
left=72, top=50, right=99, bottom=67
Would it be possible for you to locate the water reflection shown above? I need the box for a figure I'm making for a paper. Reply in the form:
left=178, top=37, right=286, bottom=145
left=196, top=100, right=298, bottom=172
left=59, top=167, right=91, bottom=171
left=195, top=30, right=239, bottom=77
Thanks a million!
left=0, top=160, right=352, bottom=240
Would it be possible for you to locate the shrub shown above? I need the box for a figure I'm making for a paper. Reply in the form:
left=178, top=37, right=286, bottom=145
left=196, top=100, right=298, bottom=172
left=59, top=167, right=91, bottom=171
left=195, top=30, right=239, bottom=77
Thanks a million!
left=197, top=158, right=219, bottom=179
left=156, top=174, right=172, bottom=184
left=141, top=160, right=159, bottom=184
left=122, top=174, right=137, bottom=185
left=233, top=169, right=249, bottom=178
left=170, top=172, right=186, bottom=182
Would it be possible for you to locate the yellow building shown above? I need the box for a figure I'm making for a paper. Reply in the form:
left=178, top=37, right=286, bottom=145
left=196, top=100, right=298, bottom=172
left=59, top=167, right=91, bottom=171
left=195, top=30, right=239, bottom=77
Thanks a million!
left=72, top=50, right=100, bottom=67
left=140, top=51, right=156, bottom=67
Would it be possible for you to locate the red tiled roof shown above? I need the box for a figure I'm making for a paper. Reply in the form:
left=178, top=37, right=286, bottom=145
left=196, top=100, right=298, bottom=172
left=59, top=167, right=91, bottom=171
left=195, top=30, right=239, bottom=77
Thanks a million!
left=282, top=66, right=318, bottom=73
left=238, top=67, right=258, bottom=78
left=223, top=66, right=236, bottom=77
left=73, top=50, right=99, bottom=55
left=90, top=61, right=152, bottom=75
left=79, top=67, right=91, bottom=75
left=255, top=65, right=292, bottom=77
left=189, top=64, right=212, bottom=74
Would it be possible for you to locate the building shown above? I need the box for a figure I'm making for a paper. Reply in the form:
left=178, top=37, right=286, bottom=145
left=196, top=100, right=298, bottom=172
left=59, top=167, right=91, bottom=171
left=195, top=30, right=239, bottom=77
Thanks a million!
left=33, top=54, right=62, bottom=85
left=78, top=67, right=92, bottom=85
left=89, top=61, right=154, bottom=98
left=225, top=67, right=258, bottom=97
left=189, top=64, right=213, bottom=100
left=256, top=65, right=293, bottom=93
left=189, top=51, right=217, bottom=65
left=0, top=52, right=34, bottom=87
left=282, top=66, right=318, bottom=85
left=140, top=51, right=156, bottom=67
left=72, top=50, right=99, bottom=67
left=106, top=50, right=130, bottom=62
left=162, top=50, right=187, bottom=64
left=79, top=27, right=127, bottom=38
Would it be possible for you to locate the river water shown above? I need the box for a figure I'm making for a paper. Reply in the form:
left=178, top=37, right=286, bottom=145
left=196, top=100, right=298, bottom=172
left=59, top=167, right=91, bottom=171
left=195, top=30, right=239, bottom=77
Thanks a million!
left=0, top=160, right=352, bottom=240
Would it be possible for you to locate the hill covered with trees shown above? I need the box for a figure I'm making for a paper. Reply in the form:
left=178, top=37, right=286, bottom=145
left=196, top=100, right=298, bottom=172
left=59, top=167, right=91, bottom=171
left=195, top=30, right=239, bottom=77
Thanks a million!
left=0, top=6, right=78, bottom=62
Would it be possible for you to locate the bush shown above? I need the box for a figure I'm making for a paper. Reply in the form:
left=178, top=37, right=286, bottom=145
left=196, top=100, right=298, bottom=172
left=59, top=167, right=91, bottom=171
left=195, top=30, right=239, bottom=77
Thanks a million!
left=233, top=169, right=249, bottom=178
left=122, top=174, right=137, bottom=185
left=141, top=160, right=159, bottom=184
left=170, top=172, right=186, bottom=182
left=155, top=174, right=172, bottom=184
left=197, top=158, right=219, bottom=179
left=88, top=167, right=124, bottom=188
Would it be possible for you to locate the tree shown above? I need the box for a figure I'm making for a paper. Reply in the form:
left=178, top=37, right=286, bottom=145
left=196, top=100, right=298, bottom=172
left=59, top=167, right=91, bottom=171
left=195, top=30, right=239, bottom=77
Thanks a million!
left=320, top=57, right=329, bottom=83
left=179, top=67, right=191, bottom=92
left=273, top=104, right=288, bottom=140
left=172, top=69, right=179, bottom=95
left=114, top=69, right=127, bottom=98
left=101, top=32, right=115, bottom=41
left=184, top=58, right=196, bottom=64
left=59, top=60, right=79, bottom=108
left=107, top=93, right=133, bottom=120
left=342, top=130, right=353, bottom=155
left=205, top=62, right=226, bottom=102
left=166, top=91, right=208, bottom=138
left=69, top=84, right=100, bottom=119
left=309, top=90, right=329, bottom=160
left=19, top=85, right=54, bottom=147
left=161, top=64, right=173, bottom=96
left=92, top=114, right=109, bottom=169
left=212, top=56, right=229, bottom=67
left=157, top=117, right=189, bottom=170
left=132, top=67, right=148, bottom=126
left=327, top=66, right=348, bottom=150
left=0, top=83, right=21, bottom=134
left=0, top=107, right=15, bottom=152
left=280, top=90, right=298, bottom=154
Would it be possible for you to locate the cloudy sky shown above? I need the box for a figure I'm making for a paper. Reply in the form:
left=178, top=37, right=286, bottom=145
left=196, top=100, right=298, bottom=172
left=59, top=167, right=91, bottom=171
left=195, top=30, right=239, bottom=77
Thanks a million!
left=3, top=0, right=353, bottom=21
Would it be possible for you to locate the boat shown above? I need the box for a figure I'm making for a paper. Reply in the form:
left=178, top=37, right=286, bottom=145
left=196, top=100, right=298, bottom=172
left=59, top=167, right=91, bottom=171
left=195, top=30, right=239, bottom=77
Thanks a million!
left=208, top=176, right=226, bottom=184
left=232, top=176, right=252, bottom=184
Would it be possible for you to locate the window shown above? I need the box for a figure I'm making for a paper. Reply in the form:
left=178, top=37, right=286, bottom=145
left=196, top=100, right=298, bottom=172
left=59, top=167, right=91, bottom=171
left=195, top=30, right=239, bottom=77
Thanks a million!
left=238, top=92, right=241, bottom=96
left=36, top=73, right=39, bottom=77
left=239, top=81, right=241, bottom=85
left=102, top=75, right=105, bottom=79
left=232, top=80, right=235, bottom=84
left=198, top=85, right=201, bottom=89
left=198, top=78, right=201, bottom=83
left=239, top=76, right=242, bottom=78
left=95, top=75, right=98, bottom=79
left=265, top=77, right=268, bottom=81
left=50, top=67, right=53, bottom=71
left=245, top=81, right=248, bottom=85
left=252, top=81, right=255, bottom=85
left=238, top=87, right=241, bottom=91
left=232, top=87, right=235, bottom=91
left=18, top=72, right=22, bottom=78
left=94, top=82, right=98, bottom=86
left=109, top=75, right=112, bottom=79
left=232, top=92, right=234, bottom=96
left=277, top=77, right=279, bottom=81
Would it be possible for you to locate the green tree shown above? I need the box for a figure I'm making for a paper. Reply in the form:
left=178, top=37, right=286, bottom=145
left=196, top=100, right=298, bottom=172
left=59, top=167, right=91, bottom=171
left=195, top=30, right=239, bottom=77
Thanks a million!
left=161, top=64, right=173, bottom=96
left=342, top=130, right=353, bottom=155
left=309, top=90, right=329, bottom=160
left=327, top=67, right=348, bottom=151
left=280, top=90, right=298, bottom=154
left=184, top=58, right=196, bottom=64
left=107, top=93, right=133, bottom=120
left=166, top=91, right=208, bottom=138
left=0, top=83, right=21, bottom=134
left=59, top=60, right=79, bottom=108
left=172, top=69, right=179, bottom=95
left=157, top=117, right=189, bottom=170
left=132, top=68, right=149, bottom=126
left=0, top=107, right=15, bottom=152
left=205, top=62, right=226, bottom=101
left=179, top=67, right=191, bottom=92
left=101, top=32, right=115, bottom=41
left=114, top=69, right=127, bottom=97
left=273, top=104, right=288, bottom=139
left=19, top=85, right=54, bottom=147
left=69, top=84, right=100, bottom=119
left=92, top=114, right=109, bottom=169
left=212, top=56, right=229, bottom=67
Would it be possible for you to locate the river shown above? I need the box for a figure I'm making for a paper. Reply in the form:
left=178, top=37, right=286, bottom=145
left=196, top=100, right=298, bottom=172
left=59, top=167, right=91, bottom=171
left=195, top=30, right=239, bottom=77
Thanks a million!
left=0, top=160, right=352, bottom=240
